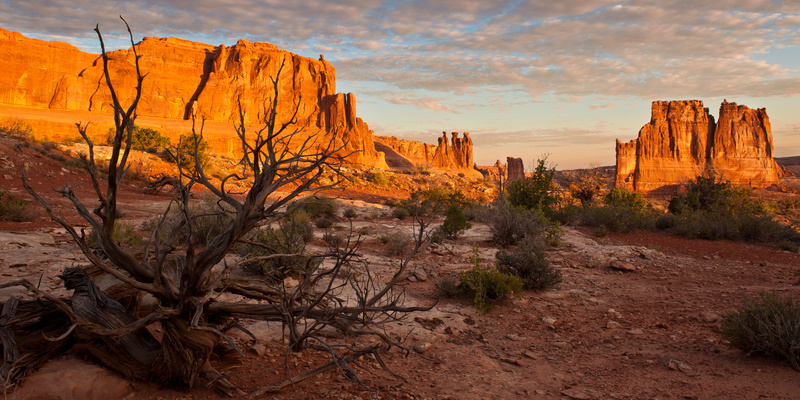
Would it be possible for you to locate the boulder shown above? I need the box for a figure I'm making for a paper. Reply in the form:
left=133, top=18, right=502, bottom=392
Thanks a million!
left=615, top=100, right=785, bottom=192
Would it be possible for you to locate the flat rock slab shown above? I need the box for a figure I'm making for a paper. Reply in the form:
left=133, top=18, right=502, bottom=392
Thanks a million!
left=14, top=357, right=134, bottom=400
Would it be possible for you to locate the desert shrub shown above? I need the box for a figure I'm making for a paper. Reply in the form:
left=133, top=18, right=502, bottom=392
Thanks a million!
left=0, top=191, right=36, bottom=222
left=142, top=195, right=235, bottom=246
left=0, top=118, right=33, bottom=139
left=655, top=213, right=679, bottom=230
left=458, top=248, right=522, bottom=314
left=578, top=188, right=655, bottom=233
left=496, top=236, right=561, bottom=291
left=392, top=207, right=409, bottom=220
left=342, top=208, right=357, bottom=219
left=434, top=276, right=459, bottom=297
left=429, top=226, right=445, bottom=244
left=778, top=240, right=799, bottom=252
left=294, top=195, right=338, bottom=220
left=398, top=187, right=470, bottom=218
left=486, top=197, right=560, bottom=248
left=384, top=233, right=411, bottom=256
left=563, top=166, right=609, bottom=207
left=322, top=232, right=343, bottom=248
left=668, top=171, right=756, bottom=215
left=86, top=221, right=142, bottom=248
left=366, top=171, right=390, bottom=186
left=239, top=213, right=316, bottom=279
left=106, top=125, right=171, bottom=153
left=356, top=226, right=370, bottom=236
left=166, top=132, right=211, bottom=173
left=315, top=217, right=334, bottom=229
left=720, top=291, right=800, bottom=371
left=47, top=152, right=67, bottom=163
left=441, top=204, right=472, bottom=239
left=506, top=157, right=560, bottom=215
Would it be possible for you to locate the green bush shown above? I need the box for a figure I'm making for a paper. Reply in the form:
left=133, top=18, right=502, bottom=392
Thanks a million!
left=434, top=276, right=460, bottom=297
left=458, top=247, right=522, bottom=314
left=322, top=232, right=343, bottom=248
left=106, top=125, right=171, bottom=153
left=441, top=204, right=472, bottom=239
left=578, top=190, right=655, bottom=233
left=506, top=157, right=560, bottom=215
left=366, top=171, right=390, bottom=186
left=486, top=197, right=560, bottom=248
left=0, top=191, right=36, bottom=222
left=239, top=213, right=316, bottom=279
left=720, top=292, right=800, bottom=371
left=668, top=171, right=756, bottom=215
left=167, top=132, right=211, bottom=173
left=294, top=195, right=338, bottom=220
left=399, top=187, right=470, bottom=218
left=496, top=236, right=561, bottom=291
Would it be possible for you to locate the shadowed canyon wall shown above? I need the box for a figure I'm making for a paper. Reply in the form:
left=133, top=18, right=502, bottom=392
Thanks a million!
left=616, top=100, right=784, bottom=192
left=0, top=28, right=382, bottom=166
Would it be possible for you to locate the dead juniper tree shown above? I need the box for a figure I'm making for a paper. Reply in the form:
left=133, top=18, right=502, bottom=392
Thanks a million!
left=1, top=18, right=433, bottom=396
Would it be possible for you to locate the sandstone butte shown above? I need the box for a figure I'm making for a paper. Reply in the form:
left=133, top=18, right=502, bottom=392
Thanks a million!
left=615, top=100, right=787, bottom=193
left=0, top=27, right=474, bottom=172
left=374, top=132, right=480, bottom=178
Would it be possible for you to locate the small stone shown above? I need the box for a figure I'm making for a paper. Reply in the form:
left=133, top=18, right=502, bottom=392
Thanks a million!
left=524, top=351, right=538, bottom=360
left=542, top=316, right=557, bottom=327
left=414, top=342, right=432, bottom=353
left=250, top=343, right=267, bottom=356
left=553, top=341, right=568, bottom=348
left=699, top=311, right=721, bottom=323
left=413, top=270, right=428, bottom=281
left=607, top=308, right=623, bottom=319
left=506, top=333, right=526, bottom=341
left=562, top=387, right=603, bottom=400
left=627, top=328, right=644, bottom=335
left=610, top=260, right=636, bottom=272
left=283, top=277, right=300, bottom=288
left=606, top=320, right=622, bottom=329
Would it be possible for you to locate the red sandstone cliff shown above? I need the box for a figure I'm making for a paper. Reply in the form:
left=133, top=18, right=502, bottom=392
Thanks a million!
left=615, top=100, right=784, bottom=192
left=0, top=28, right=382, bottom=167
left=375, top=132, right=477, bottom=174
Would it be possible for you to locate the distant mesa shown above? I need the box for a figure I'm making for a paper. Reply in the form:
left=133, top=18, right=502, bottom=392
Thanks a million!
left=0, top=28, right=387, bottom=167
left=615, top=100, right=788, bottom=192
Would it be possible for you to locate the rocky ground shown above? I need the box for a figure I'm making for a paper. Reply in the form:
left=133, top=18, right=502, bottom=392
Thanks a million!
left=2, top=135, right=800, bottom=399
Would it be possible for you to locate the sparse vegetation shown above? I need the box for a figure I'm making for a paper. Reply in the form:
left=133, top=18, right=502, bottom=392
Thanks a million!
left=721, top=291, right=800, bottom=371
left=0, top=118, right=33, bottom=138
left=165, top=131, right=211, bottom=173
left=577, top=188, right=656, bottom=233
left=441, top=204, right=472, bottom=239
left=366, top=171, right=390, bottom=185
left=496, top=235, right=561, bottom=291
left=457, top=246, right=522, bottom=314
left=485, top=197, right=560, bottom=248
left=661, top=171, right=800, bottom=244
left=106, top=125, right=170, bottom=153
left=506, top=157, right=560, bottom=215
left=238, top=212, right=315, bottom=279
left=294, top=195, right=338, bottom=221
left=0, top=190, right=36, bottom=222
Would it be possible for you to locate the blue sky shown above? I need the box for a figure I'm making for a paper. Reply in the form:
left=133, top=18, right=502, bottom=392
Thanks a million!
left=1, top=0, right=799, bottom=169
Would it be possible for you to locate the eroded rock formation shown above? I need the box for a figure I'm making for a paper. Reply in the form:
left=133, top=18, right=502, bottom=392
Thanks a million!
left=0, top=28, right=382, bottom=167
left=375, top=132, right=475, bottom=172
left=506, top=157, right=525, bottom=182
left=616, top=100, right=785, bottom=192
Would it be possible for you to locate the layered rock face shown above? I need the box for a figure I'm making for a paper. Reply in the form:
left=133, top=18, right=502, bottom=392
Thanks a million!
left=0, top=28, right=381, bottom=166
left=375, top=132, right=475, bottom=171
left=616, top=100, right=784, bottom=192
